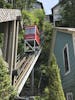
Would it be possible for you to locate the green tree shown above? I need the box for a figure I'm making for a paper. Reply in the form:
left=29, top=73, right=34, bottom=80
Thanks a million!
left=43, top=22, right=53, bottom=50
left=14, top=0, right=26, bottom=9
left=12, top=0, right=35, bottom=9
left=0, top=57, right=16, bottom=100
left=39, top=22, right=53, bottom=66
left=47, top=55, right=65, bottom=100
left=0, top=0, right=12, bottom=8
left=0, top=0, right=5, bottom=8
left=0, top=33, right=4, bottom=48
left=22, top=9, right=45, bottom=28
left=61, top=0, right=75, bottom=27
left=0, top=0, right=35, bottom=9
left=33, top=9, right=45, bottom=30
left=35, top=55, right=65, bottom=100
left=34, top=22, right=53, bottom=91
left=22, top=10, right=39, bottom=26
left=25, top=0, right=35, bottom=9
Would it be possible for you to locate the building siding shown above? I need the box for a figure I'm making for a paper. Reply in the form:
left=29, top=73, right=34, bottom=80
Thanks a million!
left=54, top=31, right=75, bottom=99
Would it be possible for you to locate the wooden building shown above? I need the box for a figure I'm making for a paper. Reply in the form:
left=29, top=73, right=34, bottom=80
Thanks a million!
left=0, top=8, right=21, bottom=82
left=53, top=27, right=75, bottom=100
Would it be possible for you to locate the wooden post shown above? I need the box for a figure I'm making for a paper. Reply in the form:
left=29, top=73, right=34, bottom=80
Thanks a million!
left=3, top=22, right=9, bottom=60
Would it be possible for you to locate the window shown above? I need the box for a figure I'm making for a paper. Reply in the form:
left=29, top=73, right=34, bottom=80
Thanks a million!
left=63, top=44, right=70, bottom=74
left=66, top=92, right=73, bottom=100
left=25, top=28, right=35, bottom=34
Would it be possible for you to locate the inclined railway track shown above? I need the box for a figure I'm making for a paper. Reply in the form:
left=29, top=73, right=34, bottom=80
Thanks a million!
left=13, top=48, right=41, bottom=94
left=15, top=53, right=35, bottom=89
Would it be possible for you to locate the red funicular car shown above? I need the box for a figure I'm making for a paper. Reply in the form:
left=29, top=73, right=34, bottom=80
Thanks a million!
left=24, top=25, right=40, bottom=52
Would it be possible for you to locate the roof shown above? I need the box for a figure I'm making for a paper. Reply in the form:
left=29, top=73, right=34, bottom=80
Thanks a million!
left=55, top=27, right=75, bottom=33
left=52, top=3, right=60, bottom=10
left=0, top=9, right=21, bottom=23
left=36, top=1, right=43, bottom=9
left=50, top=27, right=75, bottom=61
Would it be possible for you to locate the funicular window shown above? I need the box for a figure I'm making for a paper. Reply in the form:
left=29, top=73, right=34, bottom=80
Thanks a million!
left=25, top=27, right=35, bottom=34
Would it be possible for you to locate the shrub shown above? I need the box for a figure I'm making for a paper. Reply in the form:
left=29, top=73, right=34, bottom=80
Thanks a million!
left=0, top=57, right=16, bottom=100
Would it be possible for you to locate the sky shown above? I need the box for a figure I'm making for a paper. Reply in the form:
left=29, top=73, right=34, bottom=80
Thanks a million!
left=37, top=0, right=59, bottom=15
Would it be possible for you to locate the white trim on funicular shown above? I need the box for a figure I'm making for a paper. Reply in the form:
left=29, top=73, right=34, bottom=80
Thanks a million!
left=63, top=44, right=70, bottom=75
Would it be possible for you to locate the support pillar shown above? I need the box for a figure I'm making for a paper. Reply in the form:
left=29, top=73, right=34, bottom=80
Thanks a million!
left=31, top=68, right=34, bottom=95
left=13, top=21, right=19, bottom=85
left=7, top=21, right=16, bottom=79
left=13, top=21, right=19, bottom=70
left=3, top=22, right=8, bottom=60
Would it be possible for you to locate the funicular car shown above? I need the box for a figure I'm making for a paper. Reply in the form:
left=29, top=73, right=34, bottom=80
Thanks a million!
left=24, top=25, right=40, bottom=52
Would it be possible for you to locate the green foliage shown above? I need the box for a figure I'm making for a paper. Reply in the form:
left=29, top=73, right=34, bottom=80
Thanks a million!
left=47, top=55, right=65, bottom=100
left=0, top=0, right=12, bottom=8
left=43, top=22, right=53, bottom=49
left=22, top=10, right=39, bottom=26
left=0, top=0, right=35, bottom=9
left=0, top=33, right=4, bottom=48
left=34, top=22, right=53, bottom=98
left=18, top=9, right=44, bottom=55
left=13, top=0, right=35, bottom=9
left=17, top=30, right=24, bottom=55
left=21, top=4, right=65, bottom=100
left=25, top=0, right=35, bottom=9
left=0, top=57, right=16, bottom=100
left=61, top=0, right=75, bottom=27
left=18, top=40, right=24, bottom=55
left=32, top=9, right=45, bottom=30
left=39, top=22, right=53, bottom=66
left=14, top=0, right=26, bottom=10
left=35, top=55, right=65, bottom=100
left=0, top=0, right=5, bottom=8
left=22, top=9, right=45, bottom=31
left=5, top=3, right=12, bottom=8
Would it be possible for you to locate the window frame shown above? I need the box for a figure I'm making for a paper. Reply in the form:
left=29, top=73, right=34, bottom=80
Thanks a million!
left=72, top=34, right=75, bottom=56
left=63, top=44, right=70, bottom=75
left=66, top=92, right=73, bottom=100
